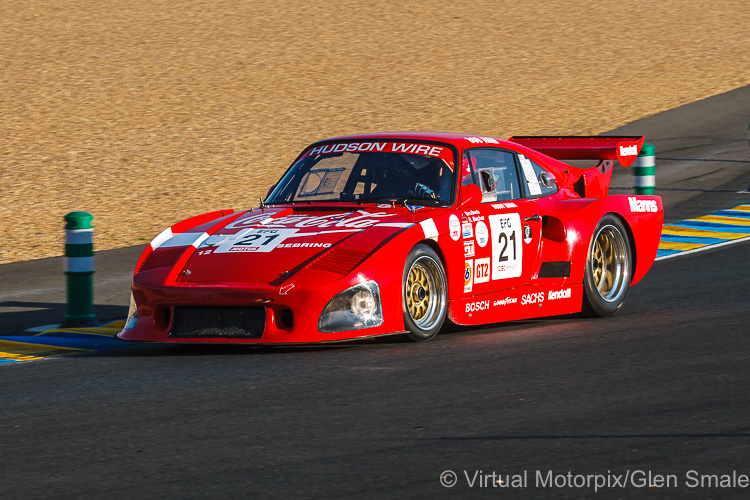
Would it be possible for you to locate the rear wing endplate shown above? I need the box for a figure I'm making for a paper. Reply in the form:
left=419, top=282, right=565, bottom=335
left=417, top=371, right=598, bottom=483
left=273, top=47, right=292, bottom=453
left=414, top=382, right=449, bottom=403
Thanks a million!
left=508, top=136, right=645, bottom=168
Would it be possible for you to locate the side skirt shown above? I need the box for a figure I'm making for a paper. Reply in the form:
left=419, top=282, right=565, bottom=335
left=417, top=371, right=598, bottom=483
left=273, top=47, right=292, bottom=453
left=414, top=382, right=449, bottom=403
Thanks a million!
left=448, top=284, right=583, bottom=326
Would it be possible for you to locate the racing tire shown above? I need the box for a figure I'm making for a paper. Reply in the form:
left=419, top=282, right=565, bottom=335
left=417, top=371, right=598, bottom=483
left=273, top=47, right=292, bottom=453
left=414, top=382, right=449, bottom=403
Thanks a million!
left=403, top=245, right=447, bottom=341
left=582, top=214, right=632, bottom=317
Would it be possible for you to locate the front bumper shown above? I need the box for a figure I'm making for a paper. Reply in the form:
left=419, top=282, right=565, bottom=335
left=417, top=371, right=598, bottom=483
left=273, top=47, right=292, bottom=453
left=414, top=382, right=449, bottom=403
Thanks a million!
left=116, top=272, right=402, bottom=344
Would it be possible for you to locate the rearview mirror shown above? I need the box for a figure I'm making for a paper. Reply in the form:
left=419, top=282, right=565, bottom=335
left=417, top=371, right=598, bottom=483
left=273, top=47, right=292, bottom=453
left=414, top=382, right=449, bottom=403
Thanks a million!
left=479, top=170, right=497, bottom=192
left=539, top=172, right=556, bottom=189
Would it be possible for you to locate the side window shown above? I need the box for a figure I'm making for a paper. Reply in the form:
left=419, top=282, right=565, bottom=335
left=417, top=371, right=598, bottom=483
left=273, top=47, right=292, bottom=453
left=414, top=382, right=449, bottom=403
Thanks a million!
left=517, top=154, right=557, bottom=197
left=464, top=148, right=521, bottom=202
left=461, top=151, right=477, bottom=186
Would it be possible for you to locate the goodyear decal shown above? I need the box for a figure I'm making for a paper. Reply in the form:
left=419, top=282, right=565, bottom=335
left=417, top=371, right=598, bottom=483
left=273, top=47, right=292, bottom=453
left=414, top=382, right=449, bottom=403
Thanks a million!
left=0, top=321, right=128, bottom=365
left=657, top=204, right=750, bottom=259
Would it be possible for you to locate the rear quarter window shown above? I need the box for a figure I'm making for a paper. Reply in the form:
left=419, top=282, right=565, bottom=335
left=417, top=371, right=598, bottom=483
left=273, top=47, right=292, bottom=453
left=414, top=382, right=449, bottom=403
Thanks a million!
left=518, top=154, right=557, bottom=197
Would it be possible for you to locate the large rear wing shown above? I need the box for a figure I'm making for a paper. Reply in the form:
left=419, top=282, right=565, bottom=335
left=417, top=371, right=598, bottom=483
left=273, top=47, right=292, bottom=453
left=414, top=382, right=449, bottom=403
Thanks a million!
left=507, top=136, right=645, bottom=168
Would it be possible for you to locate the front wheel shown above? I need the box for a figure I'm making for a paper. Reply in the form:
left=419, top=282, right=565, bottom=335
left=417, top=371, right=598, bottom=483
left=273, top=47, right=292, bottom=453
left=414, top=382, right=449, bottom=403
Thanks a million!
left=403, top=245, right=447, bottom=341
left=583, top=215, right=632, bottom=317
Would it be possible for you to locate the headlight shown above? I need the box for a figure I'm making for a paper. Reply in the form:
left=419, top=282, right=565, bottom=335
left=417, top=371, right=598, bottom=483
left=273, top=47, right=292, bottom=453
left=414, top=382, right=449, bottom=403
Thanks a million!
left=124, top=291, right=139, bottom=330
left=318, top=281, right=383, bottom=333
left=350, top=289, right=377, bottom=318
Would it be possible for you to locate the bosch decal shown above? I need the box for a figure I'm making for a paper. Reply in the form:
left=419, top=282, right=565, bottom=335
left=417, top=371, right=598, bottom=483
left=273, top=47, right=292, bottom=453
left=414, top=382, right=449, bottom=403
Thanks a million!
left=465, top=300, right=490, bottom=312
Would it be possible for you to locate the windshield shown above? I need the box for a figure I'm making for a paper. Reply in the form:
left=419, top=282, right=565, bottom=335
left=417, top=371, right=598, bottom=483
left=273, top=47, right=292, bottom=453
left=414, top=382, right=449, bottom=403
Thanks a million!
left=267, top=141, right=456, bottom=205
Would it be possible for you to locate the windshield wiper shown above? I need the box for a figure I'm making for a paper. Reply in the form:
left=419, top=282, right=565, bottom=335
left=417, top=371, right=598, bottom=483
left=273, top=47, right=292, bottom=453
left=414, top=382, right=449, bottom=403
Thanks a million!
left=403, top=196, right=447, bottom=206
left=352, top=196, right=401, bottom=205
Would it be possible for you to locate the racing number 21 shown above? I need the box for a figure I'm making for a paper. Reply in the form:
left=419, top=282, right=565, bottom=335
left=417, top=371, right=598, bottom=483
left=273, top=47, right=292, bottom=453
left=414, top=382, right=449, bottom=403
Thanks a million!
left=489, top=213, right=522, bottom=280
left=216, top=228, right=298, bottom=253
left=497, top=231, right=516, bottom=262
left=236, top=233, right=280, bottom=247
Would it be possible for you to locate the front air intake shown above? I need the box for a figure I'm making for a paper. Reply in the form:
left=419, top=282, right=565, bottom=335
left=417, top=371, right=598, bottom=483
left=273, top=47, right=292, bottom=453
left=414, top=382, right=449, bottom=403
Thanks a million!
left=169, top=306, right=265, bottom=339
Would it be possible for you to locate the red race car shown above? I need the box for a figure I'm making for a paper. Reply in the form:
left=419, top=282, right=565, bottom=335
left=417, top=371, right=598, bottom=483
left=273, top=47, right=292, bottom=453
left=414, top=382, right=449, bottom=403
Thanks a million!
left=118, top=132, right=663, bottom=344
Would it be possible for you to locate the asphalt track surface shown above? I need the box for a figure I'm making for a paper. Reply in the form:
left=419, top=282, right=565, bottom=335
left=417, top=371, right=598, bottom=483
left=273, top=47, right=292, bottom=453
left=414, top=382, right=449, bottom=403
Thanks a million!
left=2, top=86, right=750, bottom=498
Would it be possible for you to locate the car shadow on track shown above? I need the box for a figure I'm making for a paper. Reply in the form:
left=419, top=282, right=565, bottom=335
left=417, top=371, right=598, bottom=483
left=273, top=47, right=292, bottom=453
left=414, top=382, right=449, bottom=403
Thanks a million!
left=74, top=316, right=576, bottom=358
left=0, top=300, right=128, bottom=335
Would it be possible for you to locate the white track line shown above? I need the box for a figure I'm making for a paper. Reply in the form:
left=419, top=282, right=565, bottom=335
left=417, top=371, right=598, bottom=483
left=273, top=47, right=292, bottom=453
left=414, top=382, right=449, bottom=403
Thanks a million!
left=655, top=234, right=750, bottom=261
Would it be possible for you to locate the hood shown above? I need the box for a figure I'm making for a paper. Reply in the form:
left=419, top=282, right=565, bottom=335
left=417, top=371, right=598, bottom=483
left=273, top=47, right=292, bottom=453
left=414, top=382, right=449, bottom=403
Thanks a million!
left=175, top=205, right=422, bottom=285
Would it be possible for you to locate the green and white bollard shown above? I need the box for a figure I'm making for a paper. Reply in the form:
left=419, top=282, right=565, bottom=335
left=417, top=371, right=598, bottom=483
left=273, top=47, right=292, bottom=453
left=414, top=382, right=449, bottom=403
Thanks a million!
left=63, top=211, right=98, bottom=326
left=633, top=143, right=655, bottom=195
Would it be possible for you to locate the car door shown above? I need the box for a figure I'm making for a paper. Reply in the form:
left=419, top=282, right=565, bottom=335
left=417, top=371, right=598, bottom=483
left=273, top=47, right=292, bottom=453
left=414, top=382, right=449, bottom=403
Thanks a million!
left=461, top=148, right=542, bottom=295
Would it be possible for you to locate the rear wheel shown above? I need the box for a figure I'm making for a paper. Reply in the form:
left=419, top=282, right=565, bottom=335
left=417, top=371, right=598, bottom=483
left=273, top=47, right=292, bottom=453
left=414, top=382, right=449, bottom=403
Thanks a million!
left=583, top=215, right=632, bottom=317
left=403, top=245, right=447, bottom=341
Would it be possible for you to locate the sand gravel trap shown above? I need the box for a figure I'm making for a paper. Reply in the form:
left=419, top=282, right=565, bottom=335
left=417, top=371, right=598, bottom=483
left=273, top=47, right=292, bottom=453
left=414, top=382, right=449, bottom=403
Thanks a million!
left=1, top=0, right=748, bottom=264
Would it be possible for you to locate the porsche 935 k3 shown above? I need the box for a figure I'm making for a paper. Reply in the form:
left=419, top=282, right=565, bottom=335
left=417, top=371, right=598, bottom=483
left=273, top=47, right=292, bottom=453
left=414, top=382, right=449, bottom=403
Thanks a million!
left=118, top=132, right=663, bottom=343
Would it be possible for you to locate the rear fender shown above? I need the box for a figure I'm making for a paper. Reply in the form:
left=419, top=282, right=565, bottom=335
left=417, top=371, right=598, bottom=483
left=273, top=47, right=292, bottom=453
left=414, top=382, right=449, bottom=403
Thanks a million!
left=536, top=198, right=599, bottom=283
left=576, top=195, right=663, bottom=286
left=535, top=195, right=662, bottom=286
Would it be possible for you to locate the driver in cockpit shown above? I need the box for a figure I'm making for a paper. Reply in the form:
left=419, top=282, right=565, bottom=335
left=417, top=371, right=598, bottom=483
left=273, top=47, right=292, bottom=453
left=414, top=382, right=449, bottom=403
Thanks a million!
left=371, top=157, right=451, bottom=202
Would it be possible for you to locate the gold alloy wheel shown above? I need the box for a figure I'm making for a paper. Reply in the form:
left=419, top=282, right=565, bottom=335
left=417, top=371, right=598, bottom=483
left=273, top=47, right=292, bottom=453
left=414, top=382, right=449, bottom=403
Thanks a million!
left=406, top=256, right=445, bottom=330
left=590, top=225, right=629, bottom=303
left=407, top=263, right=430, bottom=321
